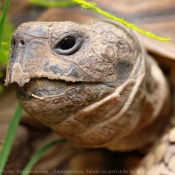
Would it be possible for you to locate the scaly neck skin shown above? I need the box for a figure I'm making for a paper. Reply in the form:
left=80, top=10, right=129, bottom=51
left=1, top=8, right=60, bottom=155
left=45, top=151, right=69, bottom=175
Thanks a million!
left=104, top=55, right=171, bottom=151
left=47, top=53, right=170, bottom=151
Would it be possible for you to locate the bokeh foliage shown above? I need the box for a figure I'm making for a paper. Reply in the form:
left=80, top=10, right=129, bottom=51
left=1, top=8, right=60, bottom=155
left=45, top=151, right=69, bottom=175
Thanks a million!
left=0, top=2, right=14, bottom=93
left=0, top=22, right=14, bottom=66
left=0, top=3, right=14, bottom=66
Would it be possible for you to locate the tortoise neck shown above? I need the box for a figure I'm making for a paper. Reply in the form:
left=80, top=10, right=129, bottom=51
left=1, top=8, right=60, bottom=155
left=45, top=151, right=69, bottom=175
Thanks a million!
left=105, top=55, right=171, bottom=151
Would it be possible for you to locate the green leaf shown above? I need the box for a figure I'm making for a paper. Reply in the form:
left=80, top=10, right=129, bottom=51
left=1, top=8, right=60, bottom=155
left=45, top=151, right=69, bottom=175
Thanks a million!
left=0, top=104, right=23, bottom=174
left=29, top=0, right=77, bottom=8
left=22, top=139, right=64, bottom=175
left=73, top=0, right=171, bottom=41
left=0, top=0, right=11, bottom=53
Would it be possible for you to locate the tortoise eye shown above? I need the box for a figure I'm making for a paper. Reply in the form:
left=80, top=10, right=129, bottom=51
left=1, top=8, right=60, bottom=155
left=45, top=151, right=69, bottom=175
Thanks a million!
left=54, top=34, right=82, bottom=55
left=58, top=36, right=76, bottom=50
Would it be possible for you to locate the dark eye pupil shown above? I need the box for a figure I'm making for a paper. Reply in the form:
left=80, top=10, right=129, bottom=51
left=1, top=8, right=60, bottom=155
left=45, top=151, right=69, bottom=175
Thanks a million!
left=59, top=36, right=75, bottom=50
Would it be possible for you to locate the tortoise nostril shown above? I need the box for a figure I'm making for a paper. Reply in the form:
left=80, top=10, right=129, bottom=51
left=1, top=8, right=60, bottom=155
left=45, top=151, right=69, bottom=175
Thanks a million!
left=11, top=39, right=25, bottom=48
left=19, top=40, right=25, bottom=46
left=11, top=39, right=16, bottom=48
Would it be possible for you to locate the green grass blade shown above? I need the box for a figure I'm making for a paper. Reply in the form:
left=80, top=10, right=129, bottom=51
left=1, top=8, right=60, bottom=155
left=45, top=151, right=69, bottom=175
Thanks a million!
left=29, top=0, right=77, bottom=8
left=73, top=0, right=171, bottom=41
left=0, top=104, right=23, bottom=173
left=0, top=0, right=13, bottom=67
left=0, top=0, right=11, bottom=53
left=22, top=139, right=64, bottom=175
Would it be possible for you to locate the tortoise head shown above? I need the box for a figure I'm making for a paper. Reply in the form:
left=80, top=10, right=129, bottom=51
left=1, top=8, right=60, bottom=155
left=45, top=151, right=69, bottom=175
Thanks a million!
left=6, top=21, right=162, bottom=150
left=5, top=21, right=141, bottom=85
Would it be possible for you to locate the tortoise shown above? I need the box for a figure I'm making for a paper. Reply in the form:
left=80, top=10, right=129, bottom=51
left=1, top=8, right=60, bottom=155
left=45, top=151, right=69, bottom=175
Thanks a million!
left=3, top=0, right=175, bottom=174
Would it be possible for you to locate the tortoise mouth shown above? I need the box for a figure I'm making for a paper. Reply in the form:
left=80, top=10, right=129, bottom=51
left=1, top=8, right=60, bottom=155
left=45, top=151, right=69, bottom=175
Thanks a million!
left=18, top=78, right=82, bottom=99
left=16, top=77, right=115, bottom=110
left=16, top=77, right=115, bottom=99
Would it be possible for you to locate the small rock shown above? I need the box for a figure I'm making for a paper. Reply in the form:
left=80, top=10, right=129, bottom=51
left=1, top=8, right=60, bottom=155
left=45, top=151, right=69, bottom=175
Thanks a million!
left=144, top=153, right=155, bottom=170
left=154, top=143, right=166, bottom=163
left=168, top=155, right=175, bottom=171
left=168, top=127, right=175, bottom=143
left=163, top=150, right=172, bottom=165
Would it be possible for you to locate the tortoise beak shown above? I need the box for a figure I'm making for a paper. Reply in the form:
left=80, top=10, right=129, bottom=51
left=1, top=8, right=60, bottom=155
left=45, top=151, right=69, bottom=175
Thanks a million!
left=5, top=41, right=90, bottom=87
left=5, top=47, right=24, bottom=86
left=5, top=38, right=90, bottom=87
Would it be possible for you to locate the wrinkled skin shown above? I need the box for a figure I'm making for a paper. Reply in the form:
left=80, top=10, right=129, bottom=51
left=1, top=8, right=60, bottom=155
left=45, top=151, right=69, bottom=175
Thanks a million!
left=5, top=21, right=170, bottom=151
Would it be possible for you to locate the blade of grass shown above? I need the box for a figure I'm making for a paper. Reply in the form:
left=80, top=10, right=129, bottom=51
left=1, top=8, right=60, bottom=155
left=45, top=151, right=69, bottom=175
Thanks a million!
left=0, top=0, right=10, bottom=53
left=0, top=104, right=23, bottom=174
left=73, top=0, right=171, bottom=41
left=0, top=0, right=13, bottom=67
left=22, top=139, right=64, bottom=175
left=29, top=0, right=77, bottom=8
